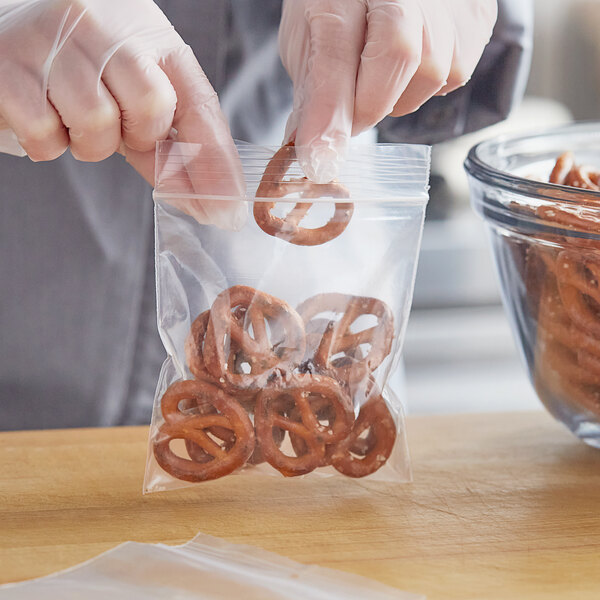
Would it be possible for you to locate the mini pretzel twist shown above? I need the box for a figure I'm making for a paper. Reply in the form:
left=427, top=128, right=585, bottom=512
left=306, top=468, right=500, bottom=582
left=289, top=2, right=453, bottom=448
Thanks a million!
left=297, top=293, right=394, bottom=384
left=327, top=382, right=397, bottom=478
left=254, top=374, right=354, bottom=476
left=185, top=308, right=259, bottom=401
left=153, top=380, right=255, bottom=482
left=253, top=142, right=354, bottom=246
left=203, top=285, right=306, bottom=389
left=288, top=378, right=397, bottom=477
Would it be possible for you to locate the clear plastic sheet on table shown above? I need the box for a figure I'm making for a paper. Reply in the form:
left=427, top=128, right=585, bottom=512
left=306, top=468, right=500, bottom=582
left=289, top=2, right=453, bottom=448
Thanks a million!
left=0, top=533, right=424, bottom=599
left=145, top=141, right=430, bottom=493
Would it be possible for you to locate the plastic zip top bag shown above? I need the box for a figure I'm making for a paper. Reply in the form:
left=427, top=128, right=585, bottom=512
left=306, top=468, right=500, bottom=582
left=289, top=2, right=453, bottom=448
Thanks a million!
left=144, top=140, right=430, bottom=493
left=0, top=533, right=425, bottom=599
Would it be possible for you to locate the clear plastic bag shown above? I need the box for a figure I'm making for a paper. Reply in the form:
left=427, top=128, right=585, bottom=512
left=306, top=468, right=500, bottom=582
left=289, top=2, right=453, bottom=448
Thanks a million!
left=144, top=141, right=430, bottom=493
left=0, top=533, right=424, bottom=599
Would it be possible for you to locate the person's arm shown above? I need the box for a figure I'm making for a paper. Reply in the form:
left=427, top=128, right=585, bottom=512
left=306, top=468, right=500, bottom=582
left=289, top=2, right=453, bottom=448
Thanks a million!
left=279, top=0, right=530, bottom=182
left=376, top=0, right=533, bottom=144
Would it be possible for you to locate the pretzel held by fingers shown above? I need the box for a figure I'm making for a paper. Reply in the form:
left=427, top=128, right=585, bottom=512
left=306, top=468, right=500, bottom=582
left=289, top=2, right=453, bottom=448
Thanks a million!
left=254, top=142, right=354, bottom=246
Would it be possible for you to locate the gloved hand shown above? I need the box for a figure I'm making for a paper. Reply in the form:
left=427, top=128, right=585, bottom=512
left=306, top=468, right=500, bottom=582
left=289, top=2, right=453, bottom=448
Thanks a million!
left=279, top=0, right=498, bottom=183
left=0, top=0, right=245, bottom=229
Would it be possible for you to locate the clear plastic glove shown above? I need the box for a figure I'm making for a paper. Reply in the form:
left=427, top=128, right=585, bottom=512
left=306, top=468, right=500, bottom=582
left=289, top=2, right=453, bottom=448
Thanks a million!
left=279, top=0, right=498, bottom=183
left=0, top=0, right=245, bottom=229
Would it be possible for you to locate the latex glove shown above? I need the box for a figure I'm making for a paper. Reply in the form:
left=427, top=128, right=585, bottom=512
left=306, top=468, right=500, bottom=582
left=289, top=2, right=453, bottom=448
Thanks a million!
left=0, top=0, right=245, bottom=229
left=279, top=0, right=497, bottom=183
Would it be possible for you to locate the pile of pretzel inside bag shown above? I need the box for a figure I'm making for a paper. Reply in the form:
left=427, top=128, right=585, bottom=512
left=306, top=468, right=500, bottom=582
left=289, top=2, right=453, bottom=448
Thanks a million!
left=529, top=152, right=600, bottom=416
left=152, top=286, right=397, bottom=482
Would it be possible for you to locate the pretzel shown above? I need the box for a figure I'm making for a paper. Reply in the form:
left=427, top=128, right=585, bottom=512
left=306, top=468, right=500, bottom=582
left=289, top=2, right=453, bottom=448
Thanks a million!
left=549, top=152, right=575, bottom=185
left=246, top=427, right=285, bottom=465
left=535, top=337, right=600, bottom=416
left=182, top=390, right=286, bottom=467
left=328, top=386, right=397, bottom=478
left=301, top=318, right=331, bottom=362
left=288, top=380, right=396, bottom=477
left=536, top=328, right=600, bottom=389
left=286, top=394, right=343, bottom=469
left=530, top=154, right=600, bottom=417
left=254, top=374, right=354, bottom=476
left=185, top=310, right=219, bottom=382
left=534, top=277, right=600, bottom=416
left=549, top=152, right=600, bottom=191
left=297, top=293, right=394, bottom=382
left=254, top=142, right=353, bottom=246
left=186, top=419, right=284, bottom=466
left=185, top=309, right=259, bottom=400
left=555, top=251, right=600, bottom=338
left=516, top=154, right=600, bottom=258
left=153, top=380, right=255, bottom=482
left=203, top=285, right=306, bottom=389
left=536, top=204, right=600, bottom=243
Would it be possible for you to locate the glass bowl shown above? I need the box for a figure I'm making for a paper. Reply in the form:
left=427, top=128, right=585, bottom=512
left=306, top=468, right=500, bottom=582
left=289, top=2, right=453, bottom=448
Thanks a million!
left=464, top=122, right=600, bottom=448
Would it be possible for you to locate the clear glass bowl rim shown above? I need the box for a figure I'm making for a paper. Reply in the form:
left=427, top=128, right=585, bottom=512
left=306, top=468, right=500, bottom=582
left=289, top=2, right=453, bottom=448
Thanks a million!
left=464, top=121, right=600, bottom=206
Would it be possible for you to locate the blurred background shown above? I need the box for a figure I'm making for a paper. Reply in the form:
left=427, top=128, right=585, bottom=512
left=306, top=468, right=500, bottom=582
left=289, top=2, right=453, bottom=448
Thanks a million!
left=401, top=0, right=600, bottom=415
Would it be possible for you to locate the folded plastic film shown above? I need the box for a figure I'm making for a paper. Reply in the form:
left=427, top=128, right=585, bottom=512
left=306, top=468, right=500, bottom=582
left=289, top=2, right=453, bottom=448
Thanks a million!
left=0, top=533, right=425, bottom=600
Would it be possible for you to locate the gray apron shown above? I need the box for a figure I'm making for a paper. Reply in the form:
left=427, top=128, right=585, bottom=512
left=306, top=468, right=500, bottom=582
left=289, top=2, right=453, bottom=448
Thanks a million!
left=0, top=0, right=531, bottom=430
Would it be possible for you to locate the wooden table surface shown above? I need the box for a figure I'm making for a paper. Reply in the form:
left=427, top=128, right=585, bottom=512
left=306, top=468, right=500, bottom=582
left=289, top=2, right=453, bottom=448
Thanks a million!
left=1, top=411, right=599, bottom=599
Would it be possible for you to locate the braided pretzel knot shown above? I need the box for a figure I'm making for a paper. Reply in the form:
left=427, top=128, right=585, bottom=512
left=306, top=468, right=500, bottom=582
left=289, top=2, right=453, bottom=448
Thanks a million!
left=153, top=380, right=255, bottom=482
left=297, top=293, right=394, bottom=386
left=203, top=285, right=306, bottom=390
left=255, top=374, right=354, bottom=476
left=253, top=142, right=354, bottom=246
